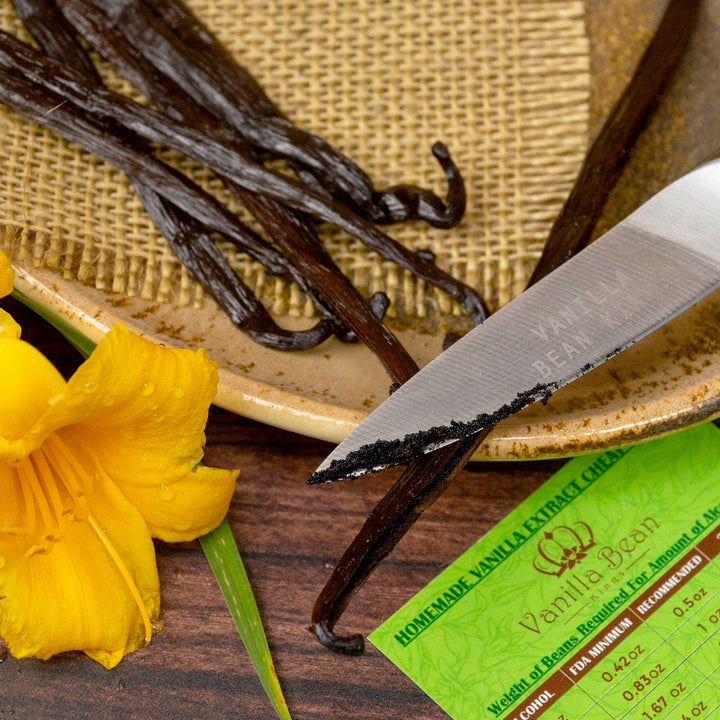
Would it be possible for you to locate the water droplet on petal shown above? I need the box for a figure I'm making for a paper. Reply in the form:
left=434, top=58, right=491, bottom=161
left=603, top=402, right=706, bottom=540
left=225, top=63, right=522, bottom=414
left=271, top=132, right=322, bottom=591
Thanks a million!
left=140, top=382, right=155, bottom=397
left=158, top=485, right=174, bottom=501
left=170, top=386, right=184, bottom=399
left=83, top=380, right=97, bottom=394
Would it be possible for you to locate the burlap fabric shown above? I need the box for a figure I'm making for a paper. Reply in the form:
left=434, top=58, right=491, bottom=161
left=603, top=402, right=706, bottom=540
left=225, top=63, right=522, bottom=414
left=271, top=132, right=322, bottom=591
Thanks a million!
left=0, top=0, right=590, bottom=331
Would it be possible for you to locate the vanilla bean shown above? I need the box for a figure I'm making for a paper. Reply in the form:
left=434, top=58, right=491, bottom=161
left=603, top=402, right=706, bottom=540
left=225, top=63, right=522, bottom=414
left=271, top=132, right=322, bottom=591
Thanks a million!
left=528, top=0, right=701, bottom=286
left=0, top=32, right=488, bottom=323
left=307, top=0, right=700, bottom=653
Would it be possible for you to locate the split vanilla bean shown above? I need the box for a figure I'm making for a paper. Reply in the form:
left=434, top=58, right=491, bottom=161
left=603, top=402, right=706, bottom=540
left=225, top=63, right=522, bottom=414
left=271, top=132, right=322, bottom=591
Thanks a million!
left=312, top=429, right=491, bottom=654
left=307, top=0, right=701, bottom=653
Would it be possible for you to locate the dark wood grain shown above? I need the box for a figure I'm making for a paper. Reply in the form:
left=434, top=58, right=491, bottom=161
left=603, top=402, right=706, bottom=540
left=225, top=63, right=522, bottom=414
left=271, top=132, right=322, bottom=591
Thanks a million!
left=2, top=0, right=718, bottom=715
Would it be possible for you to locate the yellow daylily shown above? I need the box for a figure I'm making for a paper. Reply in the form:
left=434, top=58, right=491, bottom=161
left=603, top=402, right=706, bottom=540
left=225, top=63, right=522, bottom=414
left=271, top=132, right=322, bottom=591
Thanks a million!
left=0, top=251, right=239, bottom=668
left=0, top=249, right=20, bottom=338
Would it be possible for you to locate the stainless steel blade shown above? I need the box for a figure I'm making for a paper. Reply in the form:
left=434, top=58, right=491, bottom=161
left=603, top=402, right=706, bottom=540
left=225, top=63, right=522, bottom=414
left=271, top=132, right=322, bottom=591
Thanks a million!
left=310, top=157, right=720, bottom=483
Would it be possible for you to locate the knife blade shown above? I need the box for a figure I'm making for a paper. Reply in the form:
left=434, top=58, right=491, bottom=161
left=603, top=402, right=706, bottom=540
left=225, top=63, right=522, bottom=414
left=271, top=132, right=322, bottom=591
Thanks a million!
left=310, top=156, right=720, bottom=484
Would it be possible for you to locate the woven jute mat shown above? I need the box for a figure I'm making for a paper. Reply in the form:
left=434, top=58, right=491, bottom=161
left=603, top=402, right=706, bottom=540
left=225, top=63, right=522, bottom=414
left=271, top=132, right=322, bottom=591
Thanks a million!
left=0, top=0, right=590, bottom=332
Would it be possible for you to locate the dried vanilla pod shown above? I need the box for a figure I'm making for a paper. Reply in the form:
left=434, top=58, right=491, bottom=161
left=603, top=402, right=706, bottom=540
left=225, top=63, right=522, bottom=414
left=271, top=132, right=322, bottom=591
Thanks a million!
left=307, top=0, right=702, bottom=653
left=1, top=28, right=489, bottom=323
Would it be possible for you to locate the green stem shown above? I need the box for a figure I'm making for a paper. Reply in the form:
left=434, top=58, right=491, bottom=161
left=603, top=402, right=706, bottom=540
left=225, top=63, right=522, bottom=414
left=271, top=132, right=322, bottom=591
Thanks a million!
left=200, top=519, right=292, bottom=720
left=11, top=288, right=96, bottom=357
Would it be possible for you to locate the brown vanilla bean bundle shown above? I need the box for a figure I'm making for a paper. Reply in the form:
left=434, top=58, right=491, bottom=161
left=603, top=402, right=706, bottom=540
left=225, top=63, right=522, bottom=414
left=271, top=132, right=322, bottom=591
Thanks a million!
left=8, top=5, right=417, bottom=370
left=4, top=3, right=419, bottom=372
left=70, top=0, right=467, bottom=229
left=11, top=0, right=350, bottom=351
left=0, top=5, right=419, bottom=381
left=307, top=0, right=701, bottom=653
left=0, top=31, right=489, bottom=324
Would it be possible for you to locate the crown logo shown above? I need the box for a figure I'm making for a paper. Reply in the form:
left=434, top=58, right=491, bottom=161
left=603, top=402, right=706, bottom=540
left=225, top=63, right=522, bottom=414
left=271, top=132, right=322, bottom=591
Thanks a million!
left=533, top=521, right=595, bottom=577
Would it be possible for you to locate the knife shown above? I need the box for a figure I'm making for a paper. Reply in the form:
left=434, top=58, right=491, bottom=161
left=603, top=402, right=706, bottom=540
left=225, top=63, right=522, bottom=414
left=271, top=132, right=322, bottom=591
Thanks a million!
left=310, top=155, right=720, bottom=484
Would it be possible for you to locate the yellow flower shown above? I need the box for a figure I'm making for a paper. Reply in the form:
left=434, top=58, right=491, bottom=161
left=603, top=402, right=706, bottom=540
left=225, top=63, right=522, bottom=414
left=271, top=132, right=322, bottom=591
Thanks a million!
left=0, top=253, right=239, bottom=668
left=0, top=249, right=20, bottom=339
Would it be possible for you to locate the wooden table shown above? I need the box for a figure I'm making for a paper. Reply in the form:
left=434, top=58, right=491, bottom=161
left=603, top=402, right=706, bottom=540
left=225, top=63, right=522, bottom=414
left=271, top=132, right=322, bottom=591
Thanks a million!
left=0, top=296, right=566, bottom=719
left=2, top=1, right=720, bottom=717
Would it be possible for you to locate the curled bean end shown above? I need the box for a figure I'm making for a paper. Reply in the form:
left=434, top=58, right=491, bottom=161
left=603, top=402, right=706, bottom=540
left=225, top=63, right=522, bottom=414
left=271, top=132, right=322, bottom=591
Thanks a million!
left=310, top=621, right=365, bottom=656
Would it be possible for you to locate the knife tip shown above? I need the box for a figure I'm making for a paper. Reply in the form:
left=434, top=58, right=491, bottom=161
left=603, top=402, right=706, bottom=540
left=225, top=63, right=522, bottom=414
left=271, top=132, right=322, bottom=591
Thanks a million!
left=307, top=428, right=468, bottom=484
left=308, top=432, right=429, bottom=483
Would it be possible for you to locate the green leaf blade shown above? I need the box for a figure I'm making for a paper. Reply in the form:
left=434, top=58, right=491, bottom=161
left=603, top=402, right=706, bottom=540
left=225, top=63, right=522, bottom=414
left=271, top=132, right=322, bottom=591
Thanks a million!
left=200, top=518, right=292, bottom=720
left=10, top=289, right=96, bottom=358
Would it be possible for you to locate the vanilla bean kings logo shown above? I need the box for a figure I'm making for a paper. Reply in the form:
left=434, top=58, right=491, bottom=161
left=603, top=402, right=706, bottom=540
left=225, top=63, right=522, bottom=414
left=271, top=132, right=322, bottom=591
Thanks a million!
left=518, top=515, right=659, bottom=637
left=532, top=521, right=595, bottom=577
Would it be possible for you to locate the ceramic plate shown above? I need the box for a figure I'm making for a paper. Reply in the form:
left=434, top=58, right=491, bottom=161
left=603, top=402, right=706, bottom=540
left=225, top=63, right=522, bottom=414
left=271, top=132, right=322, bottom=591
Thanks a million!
left=12, top=265, right=720, bottom=460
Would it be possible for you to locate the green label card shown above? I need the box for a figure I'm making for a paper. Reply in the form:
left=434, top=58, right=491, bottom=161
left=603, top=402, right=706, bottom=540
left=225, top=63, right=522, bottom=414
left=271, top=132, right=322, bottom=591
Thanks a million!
left=369, top=423, right=720, bottom=719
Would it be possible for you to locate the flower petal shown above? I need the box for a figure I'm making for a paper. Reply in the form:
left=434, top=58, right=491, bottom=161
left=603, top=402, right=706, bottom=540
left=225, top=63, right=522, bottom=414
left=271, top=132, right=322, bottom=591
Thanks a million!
left=0, top=339, right=65, bottom=455
left=110, top=463, right=239, bottom=543
left=28, top=324, right=220, bottom=482
left=0, top=460, right=160, bottom=668
left=0, top=250, right=13, bottom=298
